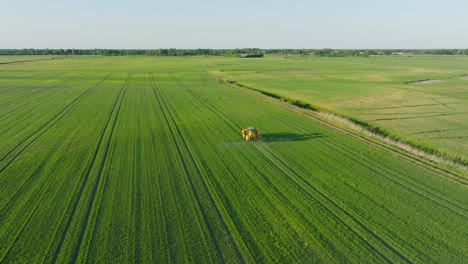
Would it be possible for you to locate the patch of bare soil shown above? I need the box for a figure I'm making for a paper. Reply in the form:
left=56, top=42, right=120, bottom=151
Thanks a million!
left=410, top=80, right=446, bottom=85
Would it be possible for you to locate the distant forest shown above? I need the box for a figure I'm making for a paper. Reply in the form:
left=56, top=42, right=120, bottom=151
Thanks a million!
left=1, top=48, right=467, bottom=57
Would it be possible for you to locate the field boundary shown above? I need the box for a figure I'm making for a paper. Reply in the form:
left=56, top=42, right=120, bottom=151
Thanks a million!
left=216, top=76, right=468, bottom=182
left=0, top=57, right=64, bottom=65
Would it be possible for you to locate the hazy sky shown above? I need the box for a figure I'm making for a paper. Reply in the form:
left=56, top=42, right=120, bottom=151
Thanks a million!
left=1, top=0, right=467, bottom=49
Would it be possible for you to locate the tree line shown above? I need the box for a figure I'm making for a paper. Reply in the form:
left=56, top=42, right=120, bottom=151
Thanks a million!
left=0, top=48, right=264, bottom=57
left=0, top=48, right=467, bottom=57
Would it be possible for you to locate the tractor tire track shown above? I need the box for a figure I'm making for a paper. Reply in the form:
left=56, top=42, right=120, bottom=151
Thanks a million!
left=135, top=142, right=142, bottom=264
left=318, top=138, right=468, bottom=219
left=298, top=109, right=467, bottom=184
left=150, top=73, right=226, bottom=263
left=173, top=75, right=331, bottom=261
left=253, top=142, right=410, bottom=263
left=170, top=75, right=242, bottom=131
left=73, top=72, right=131, bottom=263
left=73, top=73, right=129, bottom=262
left=151, top=73, right=245, bottom=264
left=256, top=101, right=468, bottom=214
left=0, top=73, right=112, bottom=176
left=0, top=166, right=61, bottom=263
left=0, top=72, right=110, bottom=161
left=219, top=79, right=467, bottom=184
left=430, top=97, right=456, bottom=111
left=370, top=113, right=455, bottom=121
left=178, top=77, right=401, bottom=261
left=173, top=75, right=407, bottom=262
left=51, top=73, right=131, bottom=264
left=201, top=74, right=209, bottom=85
left=173, top=75, right=410, bottom=261
left=228, top=82, right=468, bottom=185
left=253, top=99, right=468, bottom=217
left=198, top=74, right=466, bottom=198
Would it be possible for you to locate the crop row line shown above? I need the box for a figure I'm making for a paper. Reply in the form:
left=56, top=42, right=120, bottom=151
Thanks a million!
left=319, top=139, right=468, bottom=218
left=187, top=77, right=409, bottom=262
left=72, top=72, right=131, bottom=263
left=252, top=93, right=468, bottom=216
left=151, top=73, right=245, bottom=264
left=222, top=78, right=468, bottom=182
left=236, top=93, right=467, bottom=255
left=0, top=73, right=95, bottom=123
left=0, top=72, right=69, bottom=109
left=177, top=83, right=356, bottom=259
left=256, top=142, right=411, bottom=262
left=0, top=88, right=56, bottom=123
left=0, top=73, right=112, bottom=219
left=171, top=75, right=326, bottom=261
left=173, top=75, right=410, bottom=262
left=252, top=102, right=467, bottom=259
left=0, top=85, right=49, bottom=110
left=280, top=105, right=468, bottom=212
left=133, top=96, right=143, bottom=264
left=195, top=86, right=406, bottom=260
left=0, top=72, right=65, bottom=105
left=51, top=72, right=131, bottom=264
left=170, top=75, right=241, bottom=131
left=201, top=74, right=210, bottom=85
left=171, top=75, right=319, bottom=261
left=219, top=79, right=468, bottom=206
left=0, top=159, right=62, bottom=262
left=0, top=72, right=113, bottom=177
left=72, top=73, right=133, bottom=263
left=300, top=106, right=467, bottom=184
left=263, top=94, right=468, bottom=217
left=150, top=73, right=226, bottom=262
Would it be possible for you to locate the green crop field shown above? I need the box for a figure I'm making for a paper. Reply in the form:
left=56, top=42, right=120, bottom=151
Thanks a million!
left=214, top=55, right=468, bottom=163
left=0, top=56, right=467, bottom=263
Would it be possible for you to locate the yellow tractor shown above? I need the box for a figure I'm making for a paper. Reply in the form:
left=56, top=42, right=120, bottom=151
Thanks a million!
left=241, top=127, right=260, bottom=141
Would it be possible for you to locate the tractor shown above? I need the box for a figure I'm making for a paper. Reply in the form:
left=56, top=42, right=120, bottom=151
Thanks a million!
left=241, top=127, right=260, bottom=141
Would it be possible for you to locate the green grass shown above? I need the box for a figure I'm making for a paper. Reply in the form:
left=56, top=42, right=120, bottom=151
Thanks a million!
left=215, top=55, right=468, bottom=162
left=0, top=56, right=467, bottom=263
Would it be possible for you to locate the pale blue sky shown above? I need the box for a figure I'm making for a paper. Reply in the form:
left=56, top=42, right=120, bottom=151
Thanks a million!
left=1, top=0, right=467, bottom=49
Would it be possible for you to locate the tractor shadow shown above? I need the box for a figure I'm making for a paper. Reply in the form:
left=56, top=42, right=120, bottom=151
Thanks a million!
left=261, top=132, right=325, bottom=142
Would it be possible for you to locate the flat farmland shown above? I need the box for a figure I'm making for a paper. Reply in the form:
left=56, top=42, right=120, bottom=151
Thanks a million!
left=0, top=57, right=467, bottom=263
left=215, top=56, right=468, bottom=163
